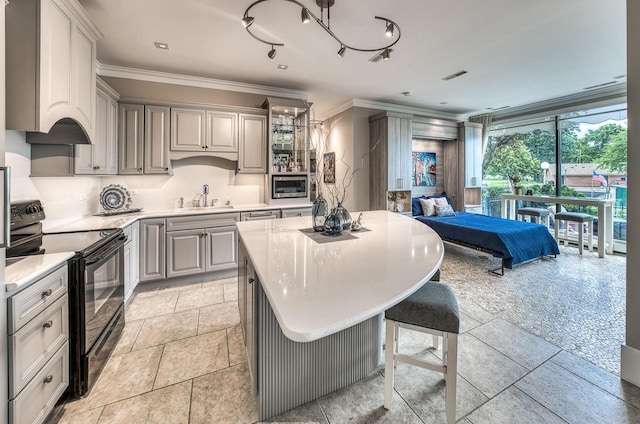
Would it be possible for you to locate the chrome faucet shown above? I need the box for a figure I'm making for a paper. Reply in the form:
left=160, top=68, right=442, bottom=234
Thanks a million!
left=203, top=184, right=209, bottom=207
left=192, top=194, right=204, bottom=207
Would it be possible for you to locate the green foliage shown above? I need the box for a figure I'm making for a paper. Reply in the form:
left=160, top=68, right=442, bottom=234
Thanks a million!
left=484, top=138, right=540, bottom=181
left=598, top=132, right=627, bottom=173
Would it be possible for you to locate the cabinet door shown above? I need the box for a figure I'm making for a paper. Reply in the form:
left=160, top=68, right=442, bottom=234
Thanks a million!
left=70, top=20, right=96, bottom=139
left=76, top=88, right=117, bottom=175
left=130, top=221, right=140, bottom=288
left=145, top=105, right=171, bottom=174
left=206, top=110, right=237, bottom=152
left=119, top=104, right=145, bottom=175
left=167, top=229, right=206, bottom=278
left=171, top=107, right=206, bottom=151
left=238, top=114, right=267, bottom=174
left=205, top=226, right=238, bottom=272
left=387, top=116, right=412, bottom=190
left=139, top=219, right=166, bottom=282
left=124, top=239, right=133, bottom=302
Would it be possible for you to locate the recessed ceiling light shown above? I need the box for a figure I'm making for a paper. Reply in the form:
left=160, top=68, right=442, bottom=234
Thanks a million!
left=442, top=70, right=468, bottom=81
left=439, top=101, right=448, bottom=105
left=154, top=42, right=169, bottom=50
left=402, top=91, right=412, bottom=97
left=277, top=64, right=288, bottom=70
left=613, top=74, right=626, bottom=79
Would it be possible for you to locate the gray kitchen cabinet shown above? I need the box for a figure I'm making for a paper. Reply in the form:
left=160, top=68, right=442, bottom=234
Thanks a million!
left=123, top=221, right=140, bottom=302
left=238, top=243, right=257, bottom=390
left=369, top=112, right=413, bottom=210
left=207, top=110, right=238, bottom=152
left=144, top=105, right=171, bottom=174
left=165, top=213, right=240, bottom=278
left=118, top=104, right=145, bottom=175
left=281, top=207, right=312, bottom=218
left=170, top=107, right=207, bottom=151
left=240, top=210, right=281, bottom=221
left=7, top=263, right=69, bottom=424
left=75, top=78, right=119, bottom=175
left=238, top=113, right=267, bottom=174
left=140, top=218, right=166, bottom=282
left=119, top=104, right=170, bottom=175
left=166, top=229, right=206, bottom=278
left=6, top=0, right=101, bottom=143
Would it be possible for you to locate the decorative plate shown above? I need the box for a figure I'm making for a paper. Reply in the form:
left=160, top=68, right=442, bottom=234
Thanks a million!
left=99, top=184, right=132, bottom=211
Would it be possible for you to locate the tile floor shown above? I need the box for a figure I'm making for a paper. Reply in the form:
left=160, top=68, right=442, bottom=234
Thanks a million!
left=53, top=244, right=639, bottom=424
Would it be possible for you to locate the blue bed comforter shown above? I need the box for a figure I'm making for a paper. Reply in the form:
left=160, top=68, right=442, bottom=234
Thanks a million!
left=416, top=212, right=560, bottom=269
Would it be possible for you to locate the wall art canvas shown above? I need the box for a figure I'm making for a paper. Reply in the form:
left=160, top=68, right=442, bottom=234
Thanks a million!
left=412, top=152, right=436, bottom=186
left=324, top=152, right=336, bottom=184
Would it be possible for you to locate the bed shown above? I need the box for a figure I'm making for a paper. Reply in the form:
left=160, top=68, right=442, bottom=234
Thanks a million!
left=415, top=211, right=560, bottom=275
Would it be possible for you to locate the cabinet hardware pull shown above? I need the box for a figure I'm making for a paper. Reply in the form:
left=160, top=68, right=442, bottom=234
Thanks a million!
left=138, top=168, right=143, bottom=172
left=43, top=375, right=54, bottom=384
left=42, top=320, right=53, bottom=328
left=93, top=166, right=100, bottom=170
left=202, top=146, right=206, bottom=149
left=248, top=278, right=255, bottom=284
left=165, top=167, right=169, bottom=171
left=42, top=289, right=53, bottom=298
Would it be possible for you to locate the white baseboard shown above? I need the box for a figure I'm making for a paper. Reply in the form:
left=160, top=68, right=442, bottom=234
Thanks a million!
left=621, top=344, right=640, bottom=387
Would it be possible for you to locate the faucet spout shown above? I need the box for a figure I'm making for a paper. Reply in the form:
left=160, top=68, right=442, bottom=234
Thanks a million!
left=203, top=184, right=209, bottom=207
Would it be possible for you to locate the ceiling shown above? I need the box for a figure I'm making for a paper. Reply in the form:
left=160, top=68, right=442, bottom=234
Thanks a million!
left=79, top=0, right=627, bottom=119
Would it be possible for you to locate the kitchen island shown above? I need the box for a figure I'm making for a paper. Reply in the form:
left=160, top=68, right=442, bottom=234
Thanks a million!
left=236, top=210, right=444, bottom=420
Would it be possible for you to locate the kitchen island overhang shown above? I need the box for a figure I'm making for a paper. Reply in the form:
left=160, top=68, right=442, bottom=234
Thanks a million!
left=236, top=211, right=444, bottom=420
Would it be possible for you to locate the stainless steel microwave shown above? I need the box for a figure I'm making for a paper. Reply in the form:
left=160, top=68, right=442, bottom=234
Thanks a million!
left=272, top=174, right=308, bottom=199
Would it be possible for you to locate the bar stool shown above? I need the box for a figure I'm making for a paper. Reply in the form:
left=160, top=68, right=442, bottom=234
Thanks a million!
left=554, top=211, right=594, bottom=254
left=517, top=207, right=550, bottom=228
left=384, top=282, right=460, bottom=424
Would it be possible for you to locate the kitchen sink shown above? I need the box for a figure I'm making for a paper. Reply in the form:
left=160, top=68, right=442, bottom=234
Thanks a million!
left=176, top=205, right=234, bottom=212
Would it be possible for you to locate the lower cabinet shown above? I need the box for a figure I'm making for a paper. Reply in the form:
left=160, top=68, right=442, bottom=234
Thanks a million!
left=166, top=213, right=239, bottom=279
left=140, top=218, right=166, bottom=282
left=123, top=221, right=140, bottom=301
left=7, top=264, right=69, bottom=424
left=281, top=207, right=312, bottom=218
left=238, top=242, right=257, bottom=389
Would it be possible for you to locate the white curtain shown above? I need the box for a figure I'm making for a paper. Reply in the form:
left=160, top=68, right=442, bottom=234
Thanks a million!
left=469, top=113, right=493, bottom=155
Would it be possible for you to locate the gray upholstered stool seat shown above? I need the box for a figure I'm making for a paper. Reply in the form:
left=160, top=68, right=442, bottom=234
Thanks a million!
left=384, top=282, right=459, bottom=424
left=554, top=212, right=594, bottom=254
left=517, top=207, right=550, bottom=227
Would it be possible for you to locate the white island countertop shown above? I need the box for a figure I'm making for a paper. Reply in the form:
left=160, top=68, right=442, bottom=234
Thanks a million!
left=236, top=210, right=444, bottom=342
left=5, top=252, right=75, bottom=292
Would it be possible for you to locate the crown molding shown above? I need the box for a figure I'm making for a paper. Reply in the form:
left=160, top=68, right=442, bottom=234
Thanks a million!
left=96, top=62, right=309, bottom=100
left=322, top=99, right=460, bottom=121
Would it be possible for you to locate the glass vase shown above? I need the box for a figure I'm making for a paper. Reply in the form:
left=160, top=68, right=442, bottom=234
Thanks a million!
left=324, top=208, right=344, bottom=235
left=335, top=202, right=352, bottom=230
left=312, top=192, right=329, bottom=232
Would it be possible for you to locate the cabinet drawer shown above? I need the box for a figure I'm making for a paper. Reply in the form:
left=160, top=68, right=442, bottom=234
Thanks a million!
left=9, top=341, right=69, bottom=424
left=166, top=212, right=240, bottom=231
left=240, top=210, right=281, bottom=221
left=8, top=265, right=68, bottom=334
left=9, top=295, right=69, bottom=398
left=281, top=207, right=312, bottom=218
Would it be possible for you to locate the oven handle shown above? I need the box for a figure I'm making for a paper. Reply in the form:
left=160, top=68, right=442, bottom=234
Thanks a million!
left=93, top=309, right=122, bottom=357
left=1, top=167, right=10, bottom=248
left=85, top=235, right=126, bottom=266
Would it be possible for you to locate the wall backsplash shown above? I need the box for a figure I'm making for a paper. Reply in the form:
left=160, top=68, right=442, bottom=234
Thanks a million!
left=5, top=130, right=265, bottom=230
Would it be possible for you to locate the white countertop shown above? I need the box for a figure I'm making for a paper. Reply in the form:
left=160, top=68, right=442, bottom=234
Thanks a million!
left=48, top=202, right=312, bottom=232
left=5, top=252, right=75, bottom=293
left=236, top=210, right=444, bottom=342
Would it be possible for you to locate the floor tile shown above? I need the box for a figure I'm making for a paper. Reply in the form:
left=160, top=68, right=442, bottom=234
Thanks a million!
left=459, top=312, right=482, bottom=334
left=318, top=372, right=422, bottom=424
left=154, top=330, right=229, bottom=389
left=126, top=292, right=179, bottom=321
left=395, top=325, right=439, bottom=356
left=457, top=300, right=495, bottom=324
left=156, top=280, right=203, bottom=295
left=390, top=353, right=488, bottom=423
left=202, top=276, right=237, bottom=288
left=190, top=363, right=258, bottom=424
left=174, top=285, right=225, bottom=312
left=98, top=381, right=191, bottom=424
left=83, top=345, right=163, bottom=409
left=457, top=334, right=528, bottom=398
left=132, top=308, right=199, bottom=350
left=263, top=400, right=328, bottom=423
left=227, top=324, right=246, bottom=366
left=469, top=318, right=561, bottom=370
left=223, top=282, right=238, bottom=301
left=198, top=301, right=240, bottom=334
left=515, top=361, right=640, bottom=424
left=58, top=407, right=103, bottom=424
left=466, top=386, right=564, bottom=424
left=111, top=319, right=143, bottom=357
left=551, top=350, right=640, bottom=409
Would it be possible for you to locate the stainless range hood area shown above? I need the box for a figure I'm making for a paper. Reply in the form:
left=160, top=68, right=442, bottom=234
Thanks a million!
left=25, top=119, right=91, bottom=145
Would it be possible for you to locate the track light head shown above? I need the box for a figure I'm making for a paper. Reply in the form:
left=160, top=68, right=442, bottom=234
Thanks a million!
left=382, top=48, right=390, bottom=60
left=301, top=8, right=311, bottom=23
left=337, top=45, right=346, bottom=57
left=385, top=21, right=394, bottom=37
left=268, top=46, right=277, bottom=59
left=242, top=16, right=255, bottom=28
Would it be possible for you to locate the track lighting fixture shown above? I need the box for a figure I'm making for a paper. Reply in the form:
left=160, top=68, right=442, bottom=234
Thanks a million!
left=241, top=0, right=401, bottom=61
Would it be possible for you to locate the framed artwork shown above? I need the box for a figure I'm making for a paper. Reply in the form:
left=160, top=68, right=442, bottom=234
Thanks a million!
left=412, top=152, right=436, bottom=186
left=324, top=152, right=335, bottom=184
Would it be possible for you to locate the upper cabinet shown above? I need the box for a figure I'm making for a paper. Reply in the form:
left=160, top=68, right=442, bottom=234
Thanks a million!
left=170, top=107, right=239, bottom=158
left=6, top=0, right=103, bottom=143
left=170, top=107, right=206, bottom=152
left=119, top=104, right=171, bottom=175
left=238, top=114, right=267, bottom=174
left=263, top=97, right=311, bottom=175
left=74, top=78, right=119, bottom=175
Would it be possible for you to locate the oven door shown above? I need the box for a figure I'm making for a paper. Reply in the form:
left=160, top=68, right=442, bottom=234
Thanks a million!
left=83, top=236, right=125, bottom=351
left=272, top=175, right=308, bottom=199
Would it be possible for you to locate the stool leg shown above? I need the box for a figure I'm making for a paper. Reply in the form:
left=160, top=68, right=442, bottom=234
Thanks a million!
left=588, top=221, right=593, bottom=252
left=445, top=333, right=458, bottom=424
left=555, top=219, right=559, bottom=243
left=384, top=320, right=395, bottom=409
left=578, top=223, right=584, bottom=254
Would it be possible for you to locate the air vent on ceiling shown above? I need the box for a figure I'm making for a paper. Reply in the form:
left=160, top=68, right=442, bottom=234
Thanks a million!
left=442, top=70, right=468, bottom=81
left=369, top=49, right=394, bottom=63
left=486, top=105, right=510, bottom=111
left=583, top=81, right=617, bottom=90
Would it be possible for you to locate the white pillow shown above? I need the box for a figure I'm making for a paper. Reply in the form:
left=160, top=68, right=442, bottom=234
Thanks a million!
left=419, top=198, right=437, bottom=216
left=434, top=197, right=449, bottom=207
